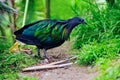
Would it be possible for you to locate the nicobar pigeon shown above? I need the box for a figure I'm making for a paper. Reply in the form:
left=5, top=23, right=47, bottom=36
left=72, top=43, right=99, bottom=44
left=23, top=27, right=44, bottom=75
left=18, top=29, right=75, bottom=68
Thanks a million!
left=14, top=17, right=86, bottom=59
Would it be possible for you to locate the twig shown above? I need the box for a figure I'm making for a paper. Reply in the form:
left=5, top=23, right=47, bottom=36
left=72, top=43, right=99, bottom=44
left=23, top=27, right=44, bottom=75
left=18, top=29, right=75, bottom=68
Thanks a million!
left=48, top=56, right=77, bottom=65
left=22, top=62, right=73, bottom=71
left=22, top=56, right=77, bottom=72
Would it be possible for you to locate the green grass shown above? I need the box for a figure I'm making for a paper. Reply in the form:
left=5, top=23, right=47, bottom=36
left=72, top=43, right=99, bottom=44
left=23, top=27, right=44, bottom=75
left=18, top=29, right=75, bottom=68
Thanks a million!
left=0, top=39, right=38, bottom=80
left=0, top=51, right=38, bottom=80
left=76, top=38, right=120, bottom=65
left=20, top=76, right=38, bottom=80
left=71, top=0, right=120, bottom=49
left=95, top=59, right=120, bottom=80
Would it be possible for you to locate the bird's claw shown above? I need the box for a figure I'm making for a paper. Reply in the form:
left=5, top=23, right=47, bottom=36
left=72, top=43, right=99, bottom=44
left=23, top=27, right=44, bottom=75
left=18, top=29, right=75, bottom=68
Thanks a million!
left=43, top=58, right=49, bottom=64
left=40, top=58, right=50, bottom=64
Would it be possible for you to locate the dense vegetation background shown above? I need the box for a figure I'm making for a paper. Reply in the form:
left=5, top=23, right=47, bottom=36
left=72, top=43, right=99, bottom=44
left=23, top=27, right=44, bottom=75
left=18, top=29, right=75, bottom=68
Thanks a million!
left=0, top=0, right=120, bottom=80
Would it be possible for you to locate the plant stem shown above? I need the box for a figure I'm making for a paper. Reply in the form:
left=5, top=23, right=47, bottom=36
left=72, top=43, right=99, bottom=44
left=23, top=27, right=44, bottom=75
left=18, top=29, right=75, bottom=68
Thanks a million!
left=22, top=0, right=29, bottom=27
left=46, top=0, right=50, bottom=18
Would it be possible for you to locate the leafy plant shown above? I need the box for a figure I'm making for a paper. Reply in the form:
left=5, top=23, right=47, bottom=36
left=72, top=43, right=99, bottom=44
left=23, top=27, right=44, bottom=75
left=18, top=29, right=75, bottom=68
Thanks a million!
left=77, top=39, right=120, bottom=65
left=0, top=50, right=38, bottom=79
left=15, top=0, right=46, bottom=28
left=71, top=0, right=120, bottom=49
left=95, top=59, right=120, bottom=80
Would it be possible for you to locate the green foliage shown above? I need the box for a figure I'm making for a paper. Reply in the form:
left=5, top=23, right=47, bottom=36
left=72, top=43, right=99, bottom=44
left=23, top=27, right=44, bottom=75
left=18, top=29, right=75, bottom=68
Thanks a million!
left=0, top=27, right=14, bottom=46
left=0, top=39, right=10, bottom=53
left=51, top=0, right=75, bottom=19
left=0, top=51, right=38, bottom=79
left=71, top=0, right=120, bottom=49
left=71, top=1, right=120, bottom=79
left=0, top=1, right=17, bottom=39
left=20, top=76, right=38, bottom=80
left=0, top=39, right=38, bottom=79
left=95, top=59, right=120, bottom=80
left=77, top=39, right=120, bottom=65
left=0, top=2, right=17, bottom=13
left=0, top=1, right=17, bottom=26
left=0, top=52, right=38, bottom=79
left=0, top=73, right=38, bottom=80
left=0, top=73, right=19, bottom=80
left=15, top=0, right=46, bottom=27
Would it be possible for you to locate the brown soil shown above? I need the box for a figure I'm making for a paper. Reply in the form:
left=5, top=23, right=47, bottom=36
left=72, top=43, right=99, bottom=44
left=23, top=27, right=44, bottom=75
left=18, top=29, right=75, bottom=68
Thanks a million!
left=20, top=42, right=98, bottom=80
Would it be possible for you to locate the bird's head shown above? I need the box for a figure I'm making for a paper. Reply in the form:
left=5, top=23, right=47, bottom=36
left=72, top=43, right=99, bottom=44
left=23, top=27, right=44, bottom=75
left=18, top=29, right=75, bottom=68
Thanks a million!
left=63, top=17, right=87, bottom=40
left=67, top=17, right=87, bottom=31
left=68, top=17, right=87, bottom=25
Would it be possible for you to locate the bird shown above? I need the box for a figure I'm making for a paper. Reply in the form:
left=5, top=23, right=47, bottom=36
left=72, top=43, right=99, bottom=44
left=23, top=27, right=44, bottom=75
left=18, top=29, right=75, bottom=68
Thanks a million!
left=14, top=17, right=86, bottom=59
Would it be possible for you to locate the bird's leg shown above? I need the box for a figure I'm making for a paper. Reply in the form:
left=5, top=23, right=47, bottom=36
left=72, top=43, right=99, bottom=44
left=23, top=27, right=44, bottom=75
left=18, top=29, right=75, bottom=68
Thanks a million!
left=37, top=48, right=41, bottom=58
left=43, top=49, right=49, bottom=59
left=43, top=49, right=50, bottom=63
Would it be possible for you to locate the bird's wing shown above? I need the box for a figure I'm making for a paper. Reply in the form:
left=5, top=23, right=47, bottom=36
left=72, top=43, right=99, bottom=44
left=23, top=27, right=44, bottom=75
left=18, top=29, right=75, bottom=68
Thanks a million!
left=34, top=20, right=68, bottom=44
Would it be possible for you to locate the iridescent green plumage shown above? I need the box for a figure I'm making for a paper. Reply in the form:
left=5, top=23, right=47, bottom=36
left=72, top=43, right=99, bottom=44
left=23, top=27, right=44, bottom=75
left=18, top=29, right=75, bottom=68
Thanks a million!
left=21, top=20, right=68, bottom=46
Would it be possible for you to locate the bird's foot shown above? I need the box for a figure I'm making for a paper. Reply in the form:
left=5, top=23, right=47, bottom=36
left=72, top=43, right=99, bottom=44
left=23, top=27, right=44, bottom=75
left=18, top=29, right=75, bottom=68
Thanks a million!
left=43, top=58, right=49, bottom=64
left=40, top=57, right=50, bottom=64
left=43, top=49, right=51, bottom=63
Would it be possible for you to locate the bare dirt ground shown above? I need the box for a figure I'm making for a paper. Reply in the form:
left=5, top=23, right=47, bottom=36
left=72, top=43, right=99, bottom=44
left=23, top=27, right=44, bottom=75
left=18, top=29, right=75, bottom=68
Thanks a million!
left=20, top=42, right=98, bottom=80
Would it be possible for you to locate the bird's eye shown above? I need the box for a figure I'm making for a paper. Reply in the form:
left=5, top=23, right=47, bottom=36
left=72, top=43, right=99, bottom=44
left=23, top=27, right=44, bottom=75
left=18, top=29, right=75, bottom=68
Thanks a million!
left=80, top=19, right=84, bottom=22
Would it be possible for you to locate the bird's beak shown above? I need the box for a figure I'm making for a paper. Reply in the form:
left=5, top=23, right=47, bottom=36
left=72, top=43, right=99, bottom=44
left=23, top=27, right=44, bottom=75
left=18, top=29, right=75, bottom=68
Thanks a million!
left=83, top=21, right=87, bottom=24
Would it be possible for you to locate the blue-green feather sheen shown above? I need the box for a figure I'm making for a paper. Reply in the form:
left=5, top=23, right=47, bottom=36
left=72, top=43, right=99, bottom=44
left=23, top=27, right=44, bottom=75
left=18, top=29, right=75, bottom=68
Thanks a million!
left=22, top=21, right=68, bottom=44
left=22, top=21, right=48, bottom=36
